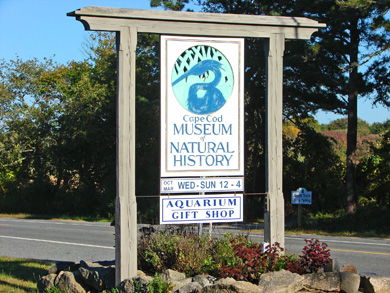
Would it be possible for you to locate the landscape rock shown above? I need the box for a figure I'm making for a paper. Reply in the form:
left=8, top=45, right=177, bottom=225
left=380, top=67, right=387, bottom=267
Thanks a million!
left=175, top=281, right=203, bottom=293
left=340, top=272, right=360, bottom=293
left=192, top=274, right=215, bottom=287
left=160, top=269, right=187, bottom=282
left=213, top=277, right=236, bottom=286
left=360, top=275, right=390, bottom=293
left=79, top=259, right=116, bottom=290
left=132, top=275, right=154, bottom=291
left=47, top=261, right=80, bottom=274
left=258, top=269, right=304, bottom=293
left=55, top=271, right=86, bottom=293
left=119, top=278, right=134, bottom=293
left=202, top=277, right=260, bottom=293
left=171, top=277, right=193, bottom=291
left=38, top=259, right=390, bottom=293
left=302, top=272, right=340, bottom=292
left=37, top=273, right=57, bottom=292
left=341, top=264, right=358, bottom=274
left=79, top=266, right=105, bottom=291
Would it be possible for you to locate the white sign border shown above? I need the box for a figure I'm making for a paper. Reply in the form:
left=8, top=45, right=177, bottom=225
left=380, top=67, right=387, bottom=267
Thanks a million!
left=160, top=194, right=243, bottom=224
left=160, top=177, right=244, bottom=194
left=160, top=36, right=245, bottom=177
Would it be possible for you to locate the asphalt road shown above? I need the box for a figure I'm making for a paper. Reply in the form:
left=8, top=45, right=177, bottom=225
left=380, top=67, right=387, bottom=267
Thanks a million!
left=0, top=218, right=389, bottom=277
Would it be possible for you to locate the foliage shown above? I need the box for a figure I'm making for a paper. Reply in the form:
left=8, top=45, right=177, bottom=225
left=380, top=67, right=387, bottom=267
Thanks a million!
left=0, top=34, right=117, bottom=217
left=320, top=118, right=374, bottom=136
left=138, top=229, right=331, bottom=284
left=150, top=0, right=190, bottom=11
left=356, top=130, right=390, bottom=207
left=218, top=240, right=295, bottom=282
left=0, top=32, right=162, bottom=219
left=283, top=123, right=345, bottom=213
left=138, top=228, right=219, bottom=276
left=371, top=119, right=390, bottom=135
left=299, top=238, right=331, bottom=273
left=322, top=131, right=381, bottom=162
left=147, top=274, right=175, bottom=293
left=305, top=205, right=390, bottom=236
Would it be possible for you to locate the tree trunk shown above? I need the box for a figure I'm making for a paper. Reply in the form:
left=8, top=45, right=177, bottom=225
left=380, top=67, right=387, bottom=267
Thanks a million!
left=345, top=19, right=359, bottom=213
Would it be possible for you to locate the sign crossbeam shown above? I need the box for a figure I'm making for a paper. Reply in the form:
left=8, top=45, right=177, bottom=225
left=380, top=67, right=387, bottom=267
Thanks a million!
left=68, top=6, right=325, bottom=39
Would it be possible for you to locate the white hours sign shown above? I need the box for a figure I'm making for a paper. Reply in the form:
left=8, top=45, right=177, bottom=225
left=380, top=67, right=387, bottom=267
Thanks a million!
left=161, top=36, right=244, bottom=177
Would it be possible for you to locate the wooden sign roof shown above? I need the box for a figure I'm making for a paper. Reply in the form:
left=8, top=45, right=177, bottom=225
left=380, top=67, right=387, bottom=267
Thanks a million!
left=68, top=6, right=326, bottom=39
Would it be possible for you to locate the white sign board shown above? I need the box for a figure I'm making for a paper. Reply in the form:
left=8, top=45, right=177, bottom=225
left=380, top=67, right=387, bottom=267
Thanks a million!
left=160, top=194, right=243, bottom=224
left=291, top=188, right=312, bottom=205
left=161, top=36, right=244, bottom=177
left=160, top=177, right=243, bottom=193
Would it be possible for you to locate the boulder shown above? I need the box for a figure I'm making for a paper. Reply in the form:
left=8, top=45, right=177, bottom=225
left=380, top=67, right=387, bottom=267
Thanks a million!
left=170, top=277, right=193, bottom=291
left=340, top=272, right=360, bottom=293
left=360, top=275, right=390, bottom=293
left=79, top=266, right=105, bottom=291
left=202, top=277, right=260, bottom=293
left=79, top=260, right=116, bottom=290
left=55, top=271, right=86, bottom=293
left=37, top=273, right=57, bottom=292
left=47, top=261, right=80, bottom=274
left=175, top=281, right=203, bottom=293
left=258, top=270, right=304, bottom=293
left=160, top=269, right=187, bottom=282
left=341, top=264, right=358, bottom=274
left=133, top=275, right=154, bottom=291
left=119, top=278, right=134, bottom=293
left=192, top=274, right=215, bottom=287
left=302, top=272, right=340, bottom=292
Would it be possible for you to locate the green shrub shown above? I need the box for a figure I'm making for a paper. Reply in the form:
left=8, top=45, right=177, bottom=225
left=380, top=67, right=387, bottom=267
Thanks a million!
left=137, top=228, right=331, bottom=284
left=138, top=228, right=219, bottom=276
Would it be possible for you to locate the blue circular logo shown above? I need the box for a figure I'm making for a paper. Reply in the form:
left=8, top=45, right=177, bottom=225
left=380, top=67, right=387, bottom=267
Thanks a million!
left=171, top=45, right=234, bottom=115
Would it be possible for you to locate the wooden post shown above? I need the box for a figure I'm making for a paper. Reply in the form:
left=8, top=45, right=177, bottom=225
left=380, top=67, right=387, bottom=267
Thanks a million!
left=298, top=204, right=302, bottom=227
left=115, top=26, right=138, bottom=286
left=264, top=33, right=285, bottom=249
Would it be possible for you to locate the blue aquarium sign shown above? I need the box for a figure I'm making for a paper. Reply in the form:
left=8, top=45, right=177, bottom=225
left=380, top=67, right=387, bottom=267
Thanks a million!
left=161, top=36, right=244, bottom=178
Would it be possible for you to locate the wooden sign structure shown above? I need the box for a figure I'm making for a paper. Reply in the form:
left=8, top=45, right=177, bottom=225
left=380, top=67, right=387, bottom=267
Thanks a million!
left=68, top=6, right=325, bottom=285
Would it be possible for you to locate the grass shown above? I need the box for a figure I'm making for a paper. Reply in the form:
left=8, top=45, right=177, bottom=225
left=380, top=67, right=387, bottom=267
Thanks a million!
left=0, top=256, right=52, bottom=293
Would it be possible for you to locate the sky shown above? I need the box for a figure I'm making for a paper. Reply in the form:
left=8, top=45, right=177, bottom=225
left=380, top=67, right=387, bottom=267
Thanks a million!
left=0, top=0, right=388, bottom=125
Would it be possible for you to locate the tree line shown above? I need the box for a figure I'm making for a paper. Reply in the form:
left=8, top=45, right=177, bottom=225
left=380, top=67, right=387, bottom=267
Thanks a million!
left=0, top=0, right=389, bottom=223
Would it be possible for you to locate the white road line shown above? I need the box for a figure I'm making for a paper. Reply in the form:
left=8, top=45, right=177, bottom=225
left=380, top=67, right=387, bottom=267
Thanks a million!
left=0, top=235, right=114, bottom=249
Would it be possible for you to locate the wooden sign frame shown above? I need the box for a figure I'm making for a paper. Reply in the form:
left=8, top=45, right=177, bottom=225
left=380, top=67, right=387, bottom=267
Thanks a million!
left=68, top=6, right=325, bottom=285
